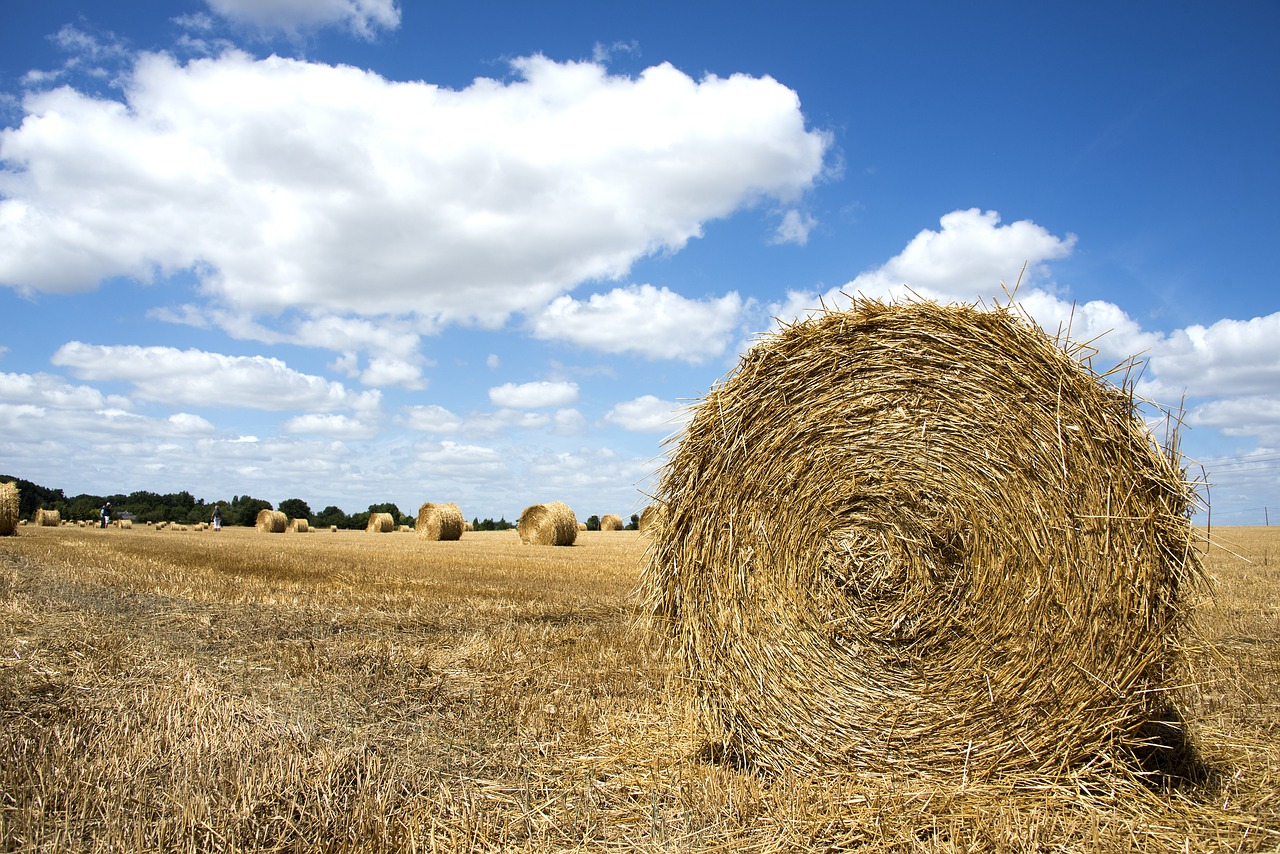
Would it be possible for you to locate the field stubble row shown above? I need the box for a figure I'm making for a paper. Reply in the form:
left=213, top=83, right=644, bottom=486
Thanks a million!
left=1, top=524, right=1278, bottom=852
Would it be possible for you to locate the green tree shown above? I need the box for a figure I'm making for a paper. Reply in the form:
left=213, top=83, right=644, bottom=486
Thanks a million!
left=586, top=515, right=600, bottom=531
left=626, top=513, right=640, bottom=530
left=229, top=495, right=272, bottom=527
left=278, top=498, right=313, bottom=521
left=315, top=505, right=347, bottom=528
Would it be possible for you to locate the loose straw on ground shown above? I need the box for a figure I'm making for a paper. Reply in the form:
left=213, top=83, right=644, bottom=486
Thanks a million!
left=640, top=297, right=1204, bottom=780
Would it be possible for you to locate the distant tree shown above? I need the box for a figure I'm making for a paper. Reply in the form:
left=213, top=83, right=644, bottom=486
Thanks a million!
left=315, top=505, right=347, bottom=528
left=278, top=498, right=313, bottom=521
left=229, top=495, right=273, bottom=526
left=0, top=476, right=65, bottom=520
left=347, top=511, right=371, bottom=531
left=626, top=513, right=640, bottom=530
left=586, top=515, right=600, bottom=531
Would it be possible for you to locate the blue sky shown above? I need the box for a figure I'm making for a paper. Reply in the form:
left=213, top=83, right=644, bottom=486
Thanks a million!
left=1, top=0, right=1277, bottom=524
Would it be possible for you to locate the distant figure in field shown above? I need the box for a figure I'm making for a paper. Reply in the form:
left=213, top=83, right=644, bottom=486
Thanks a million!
left=212, top=506, right=222, bottom=532
left=100, top=502, right=111, bottom=529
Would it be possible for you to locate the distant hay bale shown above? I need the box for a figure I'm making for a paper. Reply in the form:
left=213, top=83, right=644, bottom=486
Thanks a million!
left=641, top=298, right=1204, bottom=780
left=518, top=502, right=578, bottom=546
left=255, top=509, right=287, bottom=533
left=417, top=502, right=464, bottom=541
left=36, top=509, right=60, bottom=527
left=330, top=525, right=338, bottom=533
left=118, top=519, right=132, bottom=529
left=288, top=518, right=309, bottom=533
left=577, top=522, right=587, bottom=531
left=366, top=512, right=395, bottom=533
left=638, top=503, right=665, bottom=534
left=599, top=513, right=624, bottom=531
left=463, top=521, right=474, bottom=532
left=0, top=482, right=18, bottom=536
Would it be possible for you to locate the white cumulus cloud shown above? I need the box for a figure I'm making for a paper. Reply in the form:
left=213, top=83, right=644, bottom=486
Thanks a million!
left=0, top=51, right=829, bottom=329
left=488, top=381, right=579, bottom=409
left=604, top=395, right=690, bottom=433
left=51, top=342, right=380, bottom=413
left=532, top=284, right=744, bottom=362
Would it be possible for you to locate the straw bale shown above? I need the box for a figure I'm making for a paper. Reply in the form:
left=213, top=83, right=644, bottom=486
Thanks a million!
left=599, top=513, right=624, bottom=531
left=518, top=502, right=578, bottom=546
left=255, top=509, right=287, bottom=533
left=118, top=519, right=132, bottom=529
left=330, top=525, right=338, bottom=532
left=638, top=503, right=665, bottom=534
left=416, top=502, right=464, bottom=541
left=640, top=298, right=1204, bottom=780
left=366, top=512, right=395, bottom=533
left=577, top=522, right=587, bottom=531
left=0, top=482, right=18, bottom=536
left=288, top=518, right=309, bottom=533
left=36, top=509, right=60, bottom=527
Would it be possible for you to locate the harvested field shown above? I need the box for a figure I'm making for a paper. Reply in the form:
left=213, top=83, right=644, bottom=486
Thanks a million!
left=0, top=523, right=1276, bottom=851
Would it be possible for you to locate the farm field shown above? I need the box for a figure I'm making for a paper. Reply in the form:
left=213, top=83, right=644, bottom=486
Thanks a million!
left=1, top=523, right=1277, bottom=852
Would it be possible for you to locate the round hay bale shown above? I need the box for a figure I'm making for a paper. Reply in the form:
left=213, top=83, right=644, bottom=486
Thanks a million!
left=255, top=509, right=287, bottom=533
left=36, top=508, right=60, bottom=527
left=641, top=298, right=1203, bottom=779
left=366, top=512, right=395, bottom=533
left=518, top=502, right=578, bottom=546
left=599, top=513, right=624, bottom=531
left=118, top=519, right=132, bottom=529
left=0, top=481, right=18, bottom=536
left=416, top=502, right=464, bottom=541
left=638, top=503, right=665, bottom=534
left=330, top=525, right=338, bottom=533
left=288, top=518, right=309, bottom=533
left=577, top=522, right=587, bottom=531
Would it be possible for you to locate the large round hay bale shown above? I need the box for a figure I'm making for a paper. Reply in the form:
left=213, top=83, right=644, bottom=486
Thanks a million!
left=255, top=509, right=287, bottom=533
left=0, top=482, right=18, bottom=536
left=288, top=518, right=309, bottom=533
left=518, top=502, right=578, bottom=546
left=638, top=503, right=665, bottom=534
left=366, top=512, right=395, bottom=533
left=36, top=508, right=60, bottom=527
left=416, top=502, right=464, bottom=541
left=641, top=298, right=1203, bottom=779
left=599, top=513, right=624, bottom=531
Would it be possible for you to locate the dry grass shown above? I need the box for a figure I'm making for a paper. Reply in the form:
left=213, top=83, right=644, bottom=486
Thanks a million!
left=0, top=523, right=1275, bottom=852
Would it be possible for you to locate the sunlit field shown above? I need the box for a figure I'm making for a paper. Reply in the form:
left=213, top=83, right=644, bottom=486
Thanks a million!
left=1, top=524, right=1277, bottom=851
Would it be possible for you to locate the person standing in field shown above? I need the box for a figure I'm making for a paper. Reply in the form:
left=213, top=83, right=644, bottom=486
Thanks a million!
left=212, top=506, right=222, bottom=532
left=100, top=502, right=110, bottom=529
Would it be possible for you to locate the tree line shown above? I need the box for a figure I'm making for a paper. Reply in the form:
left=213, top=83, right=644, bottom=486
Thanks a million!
left=3, top=475, right=640, bottom=531
left=2, top=475, right=406, bottom=529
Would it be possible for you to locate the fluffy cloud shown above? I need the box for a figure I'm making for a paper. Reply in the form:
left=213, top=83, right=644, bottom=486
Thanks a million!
left=282, top=412, right=379, bottom=438
left=533, top=284, right=744, bottom=362
left=1, top=52, right=828, bottom=328
left=204, top=0, right=400, bottom=39
left=603, top=395, right=689, bottom=433
left=770, top=209, right=1076, bottom=325
left=51, top=342, right=380, bottom=412
left=1141, top=314, right=1280, bottom=400
left=488, top=381, right=579, bottom=409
